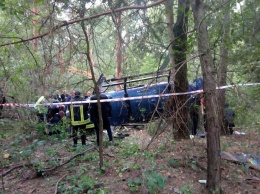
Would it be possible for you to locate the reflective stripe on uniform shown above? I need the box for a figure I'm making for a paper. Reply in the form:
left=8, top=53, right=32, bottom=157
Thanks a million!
left=70, top=105, right=90, bottom=126
left=80, top=105, right=84, bottom=121
left=86, top=123, right=95, bottom=129
left=71, top=118, right=90, bottom=126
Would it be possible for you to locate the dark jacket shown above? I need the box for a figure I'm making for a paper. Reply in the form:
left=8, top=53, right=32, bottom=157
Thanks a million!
left=54, top=94, right=61, bottom=102
left=90, top=93, right=112, bottom=129
left=50, top=114, right=61, bottom=124
left=69, top=96, right=90, bottom=126
left=61, top=93, right=69, bottom=102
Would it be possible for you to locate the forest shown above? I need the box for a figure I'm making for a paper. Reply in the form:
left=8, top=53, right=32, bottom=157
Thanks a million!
left=0, top=0, right=259, bottom=193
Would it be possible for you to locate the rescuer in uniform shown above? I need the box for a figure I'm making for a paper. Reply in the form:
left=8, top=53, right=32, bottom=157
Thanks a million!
left=69, top=90, right=91, bottom=147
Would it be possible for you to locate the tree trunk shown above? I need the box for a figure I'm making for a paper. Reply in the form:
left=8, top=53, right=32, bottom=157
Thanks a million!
left=115, top=12, right=123, bottom=91
left=32, top=0, right=38, bottom=52
left=164, top=0, right=175, bottom=68
left=192, top=0, right=221, bottom=193
left=79, top=2, right=104, bottom=168
left=170, top=0, right=190, bottom=139
left=31, top=0, right=38, bottom=94
left=58, top=47, right=65, bottom=74
left=109, top=1, right=125, bottom=91
left=218, top=2, right=230, bottom=135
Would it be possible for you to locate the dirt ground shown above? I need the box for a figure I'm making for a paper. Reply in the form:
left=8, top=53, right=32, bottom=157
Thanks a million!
left=0, top=114, right=259, bottom=194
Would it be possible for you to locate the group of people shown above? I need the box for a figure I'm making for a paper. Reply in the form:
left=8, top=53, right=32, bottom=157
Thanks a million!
left=47, top=89, right=113, bottom=147
left=188, top=78, right=235, bottom=136
left=189, top=96, right=235, bottom=136
left=53, top=90, right=92, bottom=103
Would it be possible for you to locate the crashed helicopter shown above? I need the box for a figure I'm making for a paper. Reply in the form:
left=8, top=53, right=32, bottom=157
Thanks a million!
left=34, top=68, right=203, bottom=132
left=96, top=69, right=203, bottom=127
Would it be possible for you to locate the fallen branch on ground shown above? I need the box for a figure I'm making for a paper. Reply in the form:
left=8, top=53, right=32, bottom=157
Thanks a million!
left=39, top=145, right=97, bottom=175
left=54, top=174, right=68, bottom=194
left=1, top=145, right=96, bottom=178
left=1, top=164, right=32, bottom=177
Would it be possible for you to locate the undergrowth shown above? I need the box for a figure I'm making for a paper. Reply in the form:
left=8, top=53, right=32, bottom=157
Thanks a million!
left=1, top=116, right=259, bottom=194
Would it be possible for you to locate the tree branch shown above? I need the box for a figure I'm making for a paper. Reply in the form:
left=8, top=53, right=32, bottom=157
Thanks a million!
left=0, top=0, right=167, bottom=47
left=0, top=145, right=96, bottom=178
left=54, top=174, right=68, bottom=194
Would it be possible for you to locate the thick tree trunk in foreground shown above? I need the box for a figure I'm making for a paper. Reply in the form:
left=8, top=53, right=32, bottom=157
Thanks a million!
left=192, top=0, right=221, bottom=193
left=171, top=0, right=190, bottom=139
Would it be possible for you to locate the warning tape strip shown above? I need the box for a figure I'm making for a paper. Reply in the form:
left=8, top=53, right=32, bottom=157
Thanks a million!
left=0, top=83, right=259, bottom=107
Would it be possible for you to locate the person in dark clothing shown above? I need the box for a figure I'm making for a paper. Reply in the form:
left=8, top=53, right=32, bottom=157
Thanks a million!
left=53, top=90, right=61, bottom=102
left=66, top=90, right=75, bottom=102
left=0, top=90, right=6, bottom=116
left=224, top=103, right=235, bottom=134
left=189, top=96, right=201, bottom=135
left=69, top=90, right=91, bottom=146
left=47, top=112, right=62, bottom=135
left=90, top=92, right=113, bottom=146
left=61, top=90, right=69, bottom=102
left=45, top=105, right=66, bottom=135
left=187, top=78, right=204, bottom=136
left=65, top=90, right=75, bottom=114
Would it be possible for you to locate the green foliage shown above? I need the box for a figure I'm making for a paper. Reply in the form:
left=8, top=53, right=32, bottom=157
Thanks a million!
left=128, top=178, right=142, bottom=192
left=132, top=162, right=141, bottom=170
left=119, top=142, right=139, bottom=158
left=87, top=187, right=109, bottom=194
left=221, top=141, right=232, bottom=152
left=226, top=87, right=260, bottom=131
left=100, top=166, right=106, bottom=174
left=147, top=122, right=157, bottom=136
left=83, top=152, right=98, bottom=162
left=59, top=173, right=100, bottom=194
left=167, top=158, right=179, bottom=168
left=238, top=163, right=250, bottom=174
left=115, top=162, right=131, bottom=177
left=180, top=184, right=194, bottom=194
left=143, top=150, right=156, bottom=162
left=231, top=173, right=238, bottom=182
left=0, top=0, right=6, bottom=9
left=190, top=160, right=197, bottom=170
left=143, top=170, right=167, bottom=193
left=35, top=122, right=46, bottom=137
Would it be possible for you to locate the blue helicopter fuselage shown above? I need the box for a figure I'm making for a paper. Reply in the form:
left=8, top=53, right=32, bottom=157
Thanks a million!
left=105, top=82, right=172, bottom=126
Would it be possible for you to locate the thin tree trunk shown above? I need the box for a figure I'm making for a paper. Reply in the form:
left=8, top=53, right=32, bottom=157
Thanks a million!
left=32, top=0, right=38, bottom=52
left=218, top=2, right=230, bottom=135
left=192, top=0, right=221, bottom=193
left=81, top=24, right=104, bottom=168
left=115, top=12, right=123, bottom=90
left=164, top=0, right=175, bottom=68
left=58, top=47, right=65, bottom=74
left=31, top=0, right=38, bottom=94
left=79, top=2, right=104, bottom=167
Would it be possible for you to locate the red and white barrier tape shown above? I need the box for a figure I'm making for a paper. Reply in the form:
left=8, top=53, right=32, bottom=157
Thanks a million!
left=0, top=83, right=259, bottom=107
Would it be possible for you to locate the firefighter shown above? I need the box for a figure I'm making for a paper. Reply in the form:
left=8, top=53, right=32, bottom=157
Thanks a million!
left=69, top=90, right=91, bottom=147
